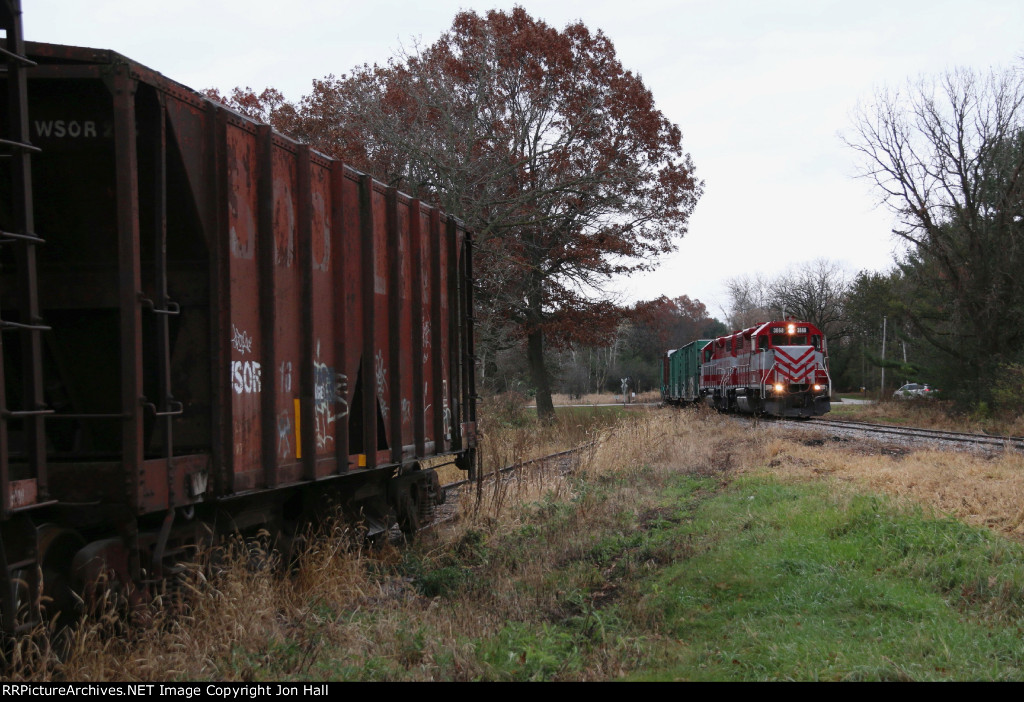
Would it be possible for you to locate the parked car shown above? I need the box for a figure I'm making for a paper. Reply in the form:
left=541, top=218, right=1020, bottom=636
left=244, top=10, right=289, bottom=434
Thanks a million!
left=893, top=383, right=938, bottom=399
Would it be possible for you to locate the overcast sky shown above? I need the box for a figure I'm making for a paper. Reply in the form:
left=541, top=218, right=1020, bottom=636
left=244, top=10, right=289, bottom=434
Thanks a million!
left=26, top=1, right=1024, bottom=319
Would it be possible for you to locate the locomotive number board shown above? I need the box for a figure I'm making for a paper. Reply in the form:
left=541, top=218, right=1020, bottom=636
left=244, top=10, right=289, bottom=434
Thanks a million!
left=771, top=327, right=808, bottom=334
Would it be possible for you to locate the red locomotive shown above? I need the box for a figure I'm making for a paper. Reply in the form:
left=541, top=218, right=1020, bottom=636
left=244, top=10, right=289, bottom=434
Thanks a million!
left=664, top=320, right=831, bottom=417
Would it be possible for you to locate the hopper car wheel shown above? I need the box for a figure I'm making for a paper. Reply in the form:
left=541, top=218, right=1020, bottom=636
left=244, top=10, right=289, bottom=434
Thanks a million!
left=5, top=567, right=31, bottom=630
left=11, top=525, right=87, bottom=629
left=418, top=497, right=435, bottom=526
left=397, top=486, right=422, bottom=536
left=39, top=526, right=87, bottom=627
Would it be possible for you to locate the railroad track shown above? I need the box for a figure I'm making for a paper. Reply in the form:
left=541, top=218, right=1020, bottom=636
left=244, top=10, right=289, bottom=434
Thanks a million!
left=443, top=441, right=598, bottom=491
left=778, top=416, right=1024, bottom=453
left=419, top=441, right=599, bottom=532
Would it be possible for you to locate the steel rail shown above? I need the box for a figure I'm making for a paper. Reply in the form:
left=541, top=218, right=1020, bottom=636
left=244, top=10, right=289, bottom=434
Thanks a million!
left=442, top=441, right=598, bottom=490
left=788, top=416, right=1024, bottom=452
left=419, top=441, right=599, bottom=532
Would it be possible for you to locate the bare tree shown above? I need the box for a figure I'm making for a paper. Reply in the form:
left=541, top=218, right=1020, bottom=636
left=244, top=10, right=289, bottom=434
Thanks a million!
left=726, top=260, right=851, bottom=340
left=844, top=65, right=1024, bottom=393
left=725, top=274, right=774, bottom=330
left=768, top=259, right=852, bottom=340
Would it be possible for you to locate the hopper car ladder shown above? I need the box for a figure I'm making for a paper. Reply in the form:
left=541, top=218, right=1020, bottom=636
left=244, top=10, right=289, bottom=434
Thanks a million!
left=0, top=0, right=50, bottom=635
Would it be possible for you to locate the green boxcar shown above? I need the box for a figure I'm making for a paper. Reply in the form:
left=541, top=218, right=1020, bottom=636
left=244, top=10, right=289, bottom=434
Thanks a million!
left=664, top=339, right=712, bottom=404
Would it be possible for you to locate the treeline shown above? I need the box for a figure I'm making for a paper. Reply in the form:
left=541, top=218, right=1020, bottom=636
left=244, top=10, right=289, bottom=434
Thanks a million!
left=719, top=260, right=937, bottom=399
left=720, top=62, right=1024, bottom=411
left=479, top=294, right=726, bottom=398
left=842, top=64, right=1024, bottom=409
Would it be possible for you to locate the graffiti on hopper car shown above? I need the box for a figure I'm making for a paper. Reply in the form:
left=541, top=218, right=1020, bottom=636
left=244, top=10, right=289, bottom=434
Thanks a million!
left=376, top=349, right=389, bottom=422
left=231, top=324, right=253, bottom=355
left=313, top=340, right=349, bottom=450
left=232, top=361, right=262, bottom=395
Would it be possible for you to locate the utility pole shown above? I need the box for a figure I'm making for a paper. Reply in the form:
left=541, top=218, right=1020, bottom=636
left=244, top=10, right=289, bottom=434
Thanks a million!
left=880, top=315, right=887, bottom=399
left=861, top=340, right=866, bottom=396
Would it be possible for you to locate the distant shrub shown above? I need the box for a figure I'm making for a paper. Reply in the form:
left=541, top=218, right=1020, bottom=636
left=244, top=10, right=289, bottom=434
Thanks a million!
left=992, top=363, right=1024, bottom=411
left=480, top=391, right=533, bottom=428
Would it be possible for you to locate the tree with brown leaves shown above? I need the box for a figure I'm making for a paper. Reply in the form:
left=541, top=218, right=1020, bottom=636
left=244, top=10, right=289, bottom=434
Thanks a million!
left=215, top=9, right=702, bottom=419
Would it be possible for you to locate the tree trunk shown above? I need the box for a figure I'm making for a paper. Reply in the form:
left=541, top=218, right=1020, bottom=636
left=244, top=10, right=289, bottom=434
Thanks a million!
left=527, top=327, right=555, bottom=421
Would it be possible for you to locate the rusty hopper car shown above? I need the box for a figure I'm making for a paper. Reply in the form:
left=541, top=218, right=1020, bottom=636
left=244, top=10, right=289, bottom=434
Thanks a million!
left=698, top=320, right=831, bottom=417
left=0, top=35, right=477, bottom=632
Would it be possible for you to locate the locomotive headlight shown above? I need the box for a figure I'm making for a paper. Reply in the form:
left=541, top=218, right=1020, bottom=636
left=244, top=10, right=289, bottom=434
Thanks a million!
left=813, top=384, right=822, bottom=392
left=787, top=323, right=795, bottom=334
left=774, top=383, right=785, bottom=393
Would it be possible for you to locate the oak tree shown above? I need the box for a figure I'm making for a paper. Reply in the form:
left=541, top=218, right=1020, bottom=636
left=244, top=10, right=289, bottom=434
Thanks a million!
left=633, top=295, right=725, bottom=350
left=202, top=86, right=298, bottom=132
left=285, top=8, right=702, bottom=418
left=616, top=295, right=725, bottom=392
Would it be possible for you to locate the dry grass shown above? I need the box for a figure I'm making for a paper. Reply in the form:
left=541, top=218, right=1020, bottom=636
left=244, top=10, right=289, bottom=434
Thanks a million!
left=542, top=391, right=661, bottom=406
left=6, top=403, right=1024, bottom=681
left=835, top=398, right=1024, bottom=437
left=751, top=424, right=1024, bottom=540
left=433, top=395, right=635, bottom=485
left=564, top=404, right=1024, bottom=548
left=2, top=525, right=376, bottom=681
left=4, top=407, right=648, bottom=681
left=583, top=406, right=750, bottom=479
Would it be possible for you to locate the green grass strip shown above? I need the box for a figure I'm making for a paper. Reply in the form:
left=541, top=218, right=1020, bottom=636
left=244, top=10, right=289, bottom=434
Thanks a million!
left=637, top=476, right=1024, bottom=681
